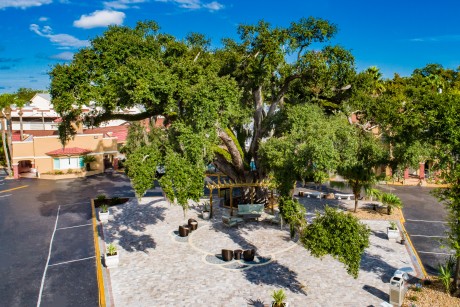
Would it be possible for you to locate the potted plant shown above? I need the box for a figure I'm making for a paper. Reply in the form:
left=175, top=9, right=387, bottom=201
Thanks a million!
left=202, top=201, right=210, bottom=220
left=99, top=204, right=109, bottom=222
left=82, top=155, right=96, bottom=171
left=387, top=221, right=399, bottom=241
left=105, top=243, right=119, bottom=268
left=271, top=289, right=289, bottom=307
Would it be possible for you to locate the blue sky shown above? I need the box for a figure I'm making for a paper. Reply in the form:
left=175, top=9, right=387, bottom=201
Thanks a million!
left=1, top=0, right=459, bottom=93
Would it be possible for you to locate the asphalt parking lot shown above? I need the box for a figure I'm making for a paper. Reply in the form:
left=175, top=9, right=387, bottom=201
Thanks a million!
left=380, top=185, right=452, bottom=275
left=0, top=172, right=138, bottom=307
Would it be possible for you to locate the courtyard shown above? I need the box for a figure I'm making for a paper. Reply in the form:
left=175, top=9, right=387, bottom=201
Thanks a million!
left=101, top=196, right=417, bottom=306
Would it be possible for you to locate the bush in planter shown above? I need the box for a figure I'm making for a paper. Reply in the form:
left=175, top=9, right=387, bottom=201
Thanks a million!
left=271, top=289, right=287, bottom=307
left=107, top=243, right=117, bottom=256
left=100, top=204, right=109, bottom=213
left=389, top=221, right=397, bottom=230
left=83, top=155, right=96, bottom=171
left=381, top=193, right=403, bottom=215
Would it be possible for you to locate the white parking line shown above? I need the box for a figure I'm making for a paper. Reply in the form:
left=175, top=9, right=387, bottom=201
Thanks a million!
left=410, top=234, right=447, bottom=238
left=418, top=251, right=454, bottom=256
left=0, top=194, right=11, bottom=198
left=37, top=206, right=61, bottom=307
left=48, top=256, right=95, bottom=267
left=406, top=219, right=447, bottom=223
left=59, top=201, right=89, bottom=207
left=56, top=223, right=92, bottom=230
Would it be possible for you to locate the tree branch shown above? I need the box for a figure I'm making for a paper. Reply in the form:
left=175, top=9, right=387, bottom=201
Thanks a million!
left=213, top=153, right=240, bottom=182
left=218, top=129, right=245, bottom=179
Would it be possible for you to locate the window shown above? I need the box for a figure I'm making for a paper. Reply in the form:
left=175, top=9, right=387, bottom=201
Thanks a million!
left=53, top=157, right=84, bottom=170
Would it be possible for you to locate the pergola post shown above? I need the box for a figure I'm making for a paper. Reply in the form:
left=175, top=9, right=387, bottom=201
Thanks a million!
left=209, top=187, right=213, bottom=218
left=230, top=186, right=234, bottom=216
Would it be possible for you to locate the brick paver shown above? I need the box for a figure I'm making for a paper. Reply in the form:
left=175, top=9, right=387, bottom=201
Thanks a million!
left=102, top=197, right=416, bottom=306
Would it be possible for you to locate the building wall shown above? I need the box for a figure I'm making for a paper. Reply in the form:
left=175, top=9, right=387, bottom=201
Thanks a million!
left=12, top=134, right=118, bottom=175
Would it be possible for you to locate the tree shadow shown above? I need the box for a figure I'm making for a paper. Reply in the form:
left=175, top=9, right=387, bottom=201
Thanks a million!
left=243, top=260, right=308, bottom=295
left=360, top=251, right=400, bottom=282
left=202, top=206, right=306, bottom=294
left=102, top=198, right=167, bottom=253
left=246, top=298, right=266, bottom=307
left=362, top=284, right=389, bottom=302
left=371, top=230, right=390, bottom=241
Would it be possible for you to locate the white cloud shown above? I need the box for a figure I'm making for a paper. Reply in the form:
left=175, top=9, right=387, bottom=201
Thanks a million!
left=203, top=1, right=223, bottom=11
left=39, top=16, right=49, bottom=21
left=103, top=0, right=147, bottom=9
left=0, top=0, right=52, bottom=9
left=73, top=10, right=125, bottom=29
left=50, top=52, right=74, bottom=61
left=30, top=24, right=90, bottom=48
left=410, top=35, right=460, bottom=43
left=156, top=0, right=224, bottom=11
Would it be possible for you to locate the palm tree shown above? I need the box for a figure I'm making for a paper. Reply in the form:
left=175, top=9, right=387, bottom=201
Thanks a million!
left=366, top=66, right=386, bottom=97
left=365, top=187, right=382, bottom=201
left=381, top=193, right=403, bottom=215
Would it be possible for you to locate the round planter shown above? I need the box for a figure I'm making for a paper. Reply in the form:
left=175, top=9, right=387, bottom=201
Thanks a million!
left=202, top=211, right=210, bottom=220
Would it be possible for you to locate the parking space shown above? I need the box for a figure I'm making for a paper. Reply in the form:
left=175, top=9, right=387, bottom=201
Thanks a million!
left=37, top=203, right=98, bottom=307
left=381, top=185, right=452, bottom=276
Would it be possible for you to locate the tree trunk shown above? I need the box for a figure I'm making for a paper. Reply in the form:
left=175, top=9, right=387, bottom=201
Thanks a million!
left=455, top=256, right=460, bottom=291
left=19, top=108, right=23, bottom=141
left=1, top=116, right=12, bottom=176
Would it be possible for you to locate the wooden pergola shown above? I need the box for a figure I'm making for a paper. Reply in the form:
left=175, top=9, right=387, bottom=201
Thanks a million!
left=206, top=180, right=274, bottom=217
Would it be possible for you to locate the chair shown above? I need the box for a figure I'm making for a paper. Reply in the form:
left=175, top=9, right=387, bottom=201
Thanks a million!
left=234, top=249, right=243, bottom=260
left=178, top=225, right=190, bottom=237
left=222, top=249, right=233, bottom=261
left=188, top=219, right=198, bottom=231
left=222, top=215, right=243, bottom=227
left=243, top=249, right=255, bottom=261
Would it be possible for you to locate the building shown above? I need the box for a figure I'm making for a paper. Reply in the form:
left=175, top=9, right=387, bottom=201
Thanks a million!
left=11, top=125, right=129, bottom=179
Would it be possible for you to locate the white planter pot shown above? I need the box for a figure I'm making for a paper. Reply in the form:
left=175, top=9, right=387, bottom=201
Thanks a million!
left=202, top=211, right=210, bottom=220
left=387, top=227, right=399, bottom=241
left=105, top=252, right=119, bottom=268
left=99, top=209, right=109, bottom=222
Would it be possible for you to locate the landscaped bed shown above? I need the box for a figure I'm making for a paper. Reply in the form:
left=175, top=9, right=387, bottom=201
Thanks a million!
left=402, top=277, right=460, bottom=307
left=94, top=195, right=130, bottom=207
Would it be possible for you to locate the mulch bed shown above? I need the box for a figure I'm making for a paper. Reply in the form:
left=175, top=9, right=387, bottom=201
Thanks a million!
left=402, top=277, right=460, bottom=306
left=94, top=197, right=129, bottom=207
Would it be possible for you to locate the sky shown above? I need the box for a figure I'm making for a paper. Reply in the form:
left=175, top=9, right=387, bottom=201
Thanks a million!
left=0, top=0, right=459, bottom=93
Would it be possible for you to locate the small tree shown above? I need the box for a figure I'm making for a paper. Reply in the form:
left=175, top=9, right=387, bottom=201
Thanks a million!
left=301, top=206, right=370, bottom=278
left=279, top=197, right=306, bottom=238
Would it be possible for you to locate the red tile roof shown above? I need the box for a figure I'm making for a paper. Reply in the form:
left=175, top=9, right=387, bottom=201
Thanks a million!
left=12, top=130, right=58, bottom=141
left=46, top=147, right=91, bottom=156
left=83, top=125, right=129, bottom=143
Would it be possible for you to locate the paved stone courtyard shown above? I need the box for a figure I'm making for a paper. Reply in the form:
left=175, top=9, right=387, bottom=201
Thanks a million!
left=101, top=196, right=417, bottom=306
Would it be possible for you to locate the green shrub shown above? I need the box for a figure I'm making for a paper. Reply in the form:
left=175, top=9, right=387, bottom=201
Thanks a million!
left=271, top=289, right=286, bottom=307
left=389, top=221, right=397, bottom=230
left=97, top=194, right=107, bottom=201
left=67, top=168, right=74, bottom=174
left=438, top=263, right=452, bottom=293
left=301, top=206, right=370, bottom=278
left=106, top=243, right=117, bottom=256
left=100, top=204, right=108, bottom=213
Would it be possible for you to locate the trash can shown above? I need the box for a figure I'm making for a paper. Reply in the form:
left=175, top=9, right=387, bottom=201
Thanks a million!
left=389, top=272, right=408, bottom=306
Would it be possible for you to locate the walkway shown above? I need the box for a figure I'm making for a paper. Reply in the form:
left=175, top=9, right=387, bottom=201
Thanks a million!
left=102, top=197, right=417, bottom=306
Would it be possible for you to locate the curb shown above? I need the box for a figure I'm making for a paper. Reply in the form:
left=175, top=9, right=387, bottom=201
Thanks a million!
left=91, top=200, right=106, bottom=307
left=398, top=208, right=428, bottom=279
